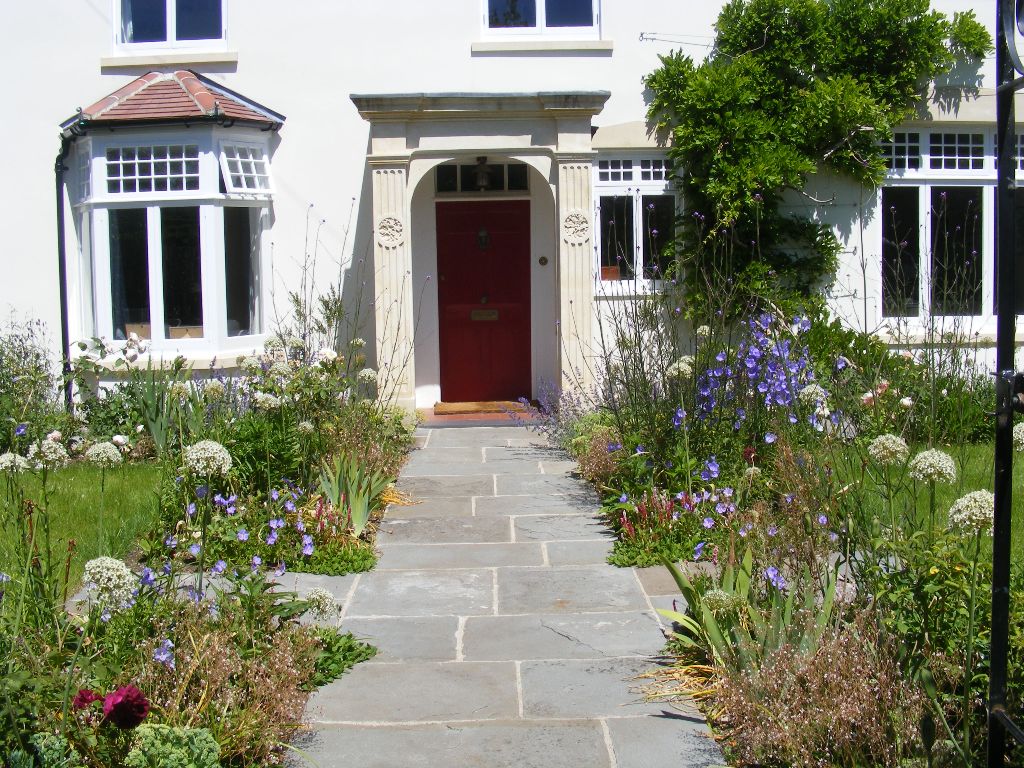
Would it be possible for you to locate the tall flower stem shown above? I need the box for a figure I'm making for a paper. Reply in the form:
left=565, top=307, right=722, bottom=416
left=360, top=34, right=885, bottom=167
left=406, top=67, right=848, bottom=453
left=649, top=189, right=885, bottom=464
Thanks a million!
left=962, top=532, right=982, bottom=759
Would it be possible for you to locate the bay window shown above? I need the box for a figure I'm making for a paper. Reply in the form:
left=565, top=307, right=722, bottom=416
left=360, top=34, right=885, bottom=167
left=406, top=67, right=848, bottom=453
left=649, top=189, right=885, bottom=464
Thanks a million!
left=78, top=130, right=272, bottom=352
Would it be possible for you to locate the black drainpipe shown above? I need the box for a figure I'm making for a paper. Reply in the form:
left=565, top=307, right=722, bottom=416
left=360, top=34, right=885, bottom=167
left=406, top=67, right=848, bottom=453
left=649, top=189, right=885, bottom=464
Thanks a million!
left=55, top=136, right=73, bottom=412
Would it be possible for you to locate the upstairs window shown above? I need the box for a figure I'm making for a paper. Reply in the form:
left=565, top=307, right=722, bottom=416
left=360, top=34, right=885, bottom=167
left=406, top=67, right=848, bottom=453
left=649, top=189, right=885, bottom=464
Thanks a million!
left=119, top=0, right=224, bottom=45
left=486, top=0, right=597, bottom=34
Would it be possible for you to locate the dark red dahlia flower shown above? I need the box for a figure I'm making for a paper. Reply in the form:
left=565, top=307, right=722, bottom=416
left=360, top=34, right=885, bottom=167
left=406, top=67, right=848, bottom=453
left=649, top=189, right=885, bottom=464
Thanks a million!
left=102, top=684, right=150, bottom=729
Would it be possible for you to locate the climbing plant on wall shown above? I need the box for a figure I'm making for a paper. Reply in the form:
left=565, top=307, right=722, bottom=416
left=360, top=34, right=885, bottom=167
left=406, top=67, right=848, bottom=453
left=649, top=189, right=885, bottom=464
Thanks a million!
left=644, top=0, right=992, bottom=316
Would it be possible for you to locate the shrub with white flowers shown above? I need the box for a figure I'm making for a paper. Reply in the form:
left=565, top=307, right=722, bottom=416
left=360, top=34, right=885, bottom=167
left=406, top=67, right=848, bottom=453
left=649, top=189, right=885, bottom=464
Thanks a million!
left=203, top=379, right=226, bottom=400
left=666, top=355, right=695, bottom=380
left=908, top=448, right=957, bottom=484
left=83, top=557, right=136, bottom=613
left=867, top=434, right=909, bottom=467
left=240, top=356, right=262, bottom=375
left=85, top=442, right=123, bottom=468
left=27, top=440, right=69, bottom=470
left=183, top=440, right=232, bottom=477
left=1014, top=422, right=1024, bottom=453
left=947, top=490, right=994, bottom=535
left=0, top=452, right=29, bottom=473
left=304, top=587, right=339, bottom=621
left=252, top=391, right=282, bottom=411
left=317, top=347, right=338, bottom=364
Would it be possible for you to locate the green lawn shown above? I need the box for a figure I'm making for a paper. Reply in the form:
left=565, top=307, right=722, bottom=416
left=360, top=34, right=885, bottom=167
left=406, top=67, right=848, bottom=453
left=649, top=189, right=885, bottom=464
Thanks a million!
left=828, top=441, right=1024, bottom=561
left=1, top=462, right=163, bottom=588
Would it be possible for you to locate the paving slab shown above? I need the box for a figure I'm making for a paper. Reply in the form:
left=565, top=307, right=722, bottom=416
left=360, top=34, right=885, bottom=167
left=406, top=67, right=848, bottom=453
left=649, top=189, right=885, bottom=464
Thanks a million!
left=339, top=616, right=458, bottom=662
left=378, top=543, right=544, bottom=570
left=496, top=473, right=593, bottom=496
left=386, top=496, right=474, bottom=518
left=282, top=572, right=358, bottom=602
left=345, top=569, right=494, bottom=617
left=402, top=462, right=510, bottom=476
left=497, top=565, right=649, bottom=614
left=405, top=446, right=483, bottom=465
left=474, top=494, right=594, bottom=516
left=304, top=661, right=517, bottom=722
left=546, top=539, right=615, bottom=566
left=520, top=657, right=669, bottom=719
left=539, top=459, right=581, bottom=475
left=606, top=714, right=724, bottom=768
left=484, top=446, right=566, bottom=462
left=462, top=612, right=665, bottom=661
left=289, top=720, right=611, bottom=768
left=428, top=426, right=534, bottom=447
left=379, top=517, right=511, bottom=544
left=513, top=513, right=610, bottom=542
left=397, top=475, right=495, bottom=498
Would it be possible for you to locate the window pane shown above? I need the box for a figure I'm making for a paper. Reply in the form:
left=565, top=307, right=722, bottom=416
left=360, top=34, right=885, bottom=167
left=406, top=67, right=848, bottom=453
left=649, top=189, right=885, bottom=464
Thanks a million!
left=641, top=195, right=674, bottom=279
left=599, top=196, right=634, bottom=281
left=436, top=165, right=458, bottom=193
left=176, top=0, right=222, bottom=39
left=507, top=163, right=529, bottom=191
left=546, top=0, right=593, bottom=27
left=161, top=207, right=204, bottom=337
left=881, top=187, right=920, bottom=318
left=224, top=208, right=259, bottom=336
left=110, top=209, right=151, bottom=340
left=930, top=187, right=982, bottom=316
left=489, top=0, right=536, bottom=27
left=121, top=0, right=167, bottom=43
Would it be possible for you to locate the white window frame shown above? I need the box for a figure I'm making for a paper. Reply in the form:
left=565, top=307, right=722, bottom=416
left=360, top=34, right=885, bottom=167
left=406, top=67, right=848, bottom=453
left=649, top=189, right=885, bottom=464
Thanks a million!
left=218, top=140, right=274, bottom=197
left=482, top=0, right=600, bottom=39
left=113, top=0, right=227, bottom=51
left=75, top=126, right=271, bottom=354
left=592, top=153, right=678, bottom=296
left=872, top=126, right=1018, bottom=335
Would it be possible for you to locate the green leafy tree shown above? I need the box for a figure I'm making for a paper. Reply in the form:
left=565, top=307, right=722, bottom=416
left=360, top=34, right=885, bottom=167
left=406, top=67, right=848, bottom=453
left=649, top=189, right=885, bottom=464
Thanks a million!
left=644, top=0, right=992, bottom=315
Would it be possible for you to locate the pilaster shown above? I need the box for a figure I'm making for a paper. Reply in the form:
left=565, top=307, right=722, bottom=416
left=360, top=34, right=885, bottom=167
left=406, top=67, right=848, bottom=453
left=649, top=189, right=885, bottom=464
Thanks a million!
left=370, top=158, right=416, bottom=412
left=555, top=153, right=596, bottom=394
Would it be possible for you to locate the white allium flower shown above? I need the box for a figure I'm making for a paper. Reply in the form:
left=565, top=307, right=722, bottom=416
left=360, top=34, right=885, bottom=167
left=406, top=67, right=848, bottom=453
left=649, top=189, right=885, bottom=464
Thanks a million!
left=357, top=368, right=377, bottom=386
left=743, top=465, right=762, bottom=483
left=27, top=440, right=69, bottom=469
left=305, top=587, right=339, bottom=620
left=665, top=355, right=695, bottom=379
left=899, top=396, right=914, bottom=410
left=798, top=383, right=829, bottom=408
left=203, top=379, right=226, bottom=400
left=269, top=361, right=292, bottom=378
left=349, top=337, right=366, bottom=349
left=240, top=356, right=262, bottom=375
left=0, top=452, right=29, bottom=473
left=84, top=442, right=123, bottom=468
left=286, top=336, right=304, bottom=351
left=183, top=440, right=232, bottom=477
left=908, top=448, right=957, bottom=484
left=1013, top=422, right=1024, bottom=453
left=317, top=347, right=337, bottom=364
left=297, top=420, right=315, bottom=435
left=83, top=557, right=136, bottom=613
left=46, top=430, right=63, bottom=442
left=702, top=589, right=741, bottom=614
left=947, top=490, right=994, bottom=535
left=252, top=391, right=282, bottom=410
left=111, top=434, right=130, bottom=448
left=695, top=325, right=711, bottom=339
left=867, top=434, right=909, bottom=466
left=168, top=381, right=190, bottom=400
left=264, top=337, right=284, bottom=350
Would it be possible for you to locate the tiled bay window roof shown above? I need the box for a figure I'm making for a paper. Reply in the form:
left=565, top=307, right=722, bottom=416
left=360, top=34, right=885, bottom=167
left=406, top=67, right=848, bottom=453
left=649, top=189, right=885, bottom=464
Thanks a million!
left=61, top=70, right=284, bottom=131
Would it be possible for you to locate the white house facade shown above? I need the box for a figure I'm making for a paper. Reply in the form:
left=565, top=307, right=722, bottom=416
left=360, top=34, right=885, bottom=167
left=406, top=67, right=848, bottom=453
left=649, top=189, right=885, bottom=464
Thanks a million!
left=0, top=0, right=1016, bottom=411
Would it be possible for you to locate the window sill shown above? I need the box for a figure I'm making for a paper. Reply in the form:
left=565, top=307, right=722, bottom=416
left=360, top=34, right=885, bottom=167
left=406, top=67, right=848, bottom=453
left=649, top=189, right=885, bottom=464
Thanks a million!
left=101, top=50, right=239, bottom=69
left=471, top=39, right=613, bottom=54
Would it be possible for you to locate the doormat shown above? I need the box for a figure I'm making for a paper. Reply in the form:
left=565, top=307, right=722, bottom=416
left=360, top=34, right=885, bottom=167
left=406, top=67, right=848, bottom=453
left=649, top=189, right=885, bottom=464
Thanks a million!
left=433, top=401, right=529, bottom=415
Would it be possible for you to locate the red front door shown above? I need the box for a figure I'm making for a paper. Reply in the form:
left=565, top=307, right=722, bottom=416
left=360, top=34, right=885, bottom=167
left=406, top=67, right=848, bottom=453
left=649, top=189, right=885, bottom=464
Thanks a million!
left=436, top=200, right=531, bottom=402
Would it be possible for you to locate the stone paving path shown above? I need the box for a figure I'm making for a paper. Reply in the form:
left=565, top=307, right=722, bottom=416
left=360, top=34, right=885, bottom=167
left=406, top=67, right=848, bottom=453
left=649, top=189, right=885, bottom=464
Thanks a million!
left=288, top=425, right=723, bottom=768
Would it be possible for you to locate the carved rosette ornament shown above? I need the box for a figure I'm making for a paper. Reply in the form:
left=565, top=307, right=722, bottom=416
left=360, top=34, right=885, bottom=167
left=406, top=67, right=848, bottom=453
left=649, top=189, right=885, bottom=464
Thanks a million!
left=376, top=215, right=405, bottom=247
left=562, top=210, right=590, bottom=244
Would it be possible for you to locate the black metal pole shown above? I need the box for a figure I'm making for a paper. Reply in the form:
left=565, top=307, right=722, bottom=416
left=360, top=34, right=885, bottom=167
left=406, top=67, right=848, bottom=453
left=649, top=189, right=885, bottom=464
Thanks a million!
left=990, top=1, right=1016, bottom=764
left=54, top=137, right=73, bottom=412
